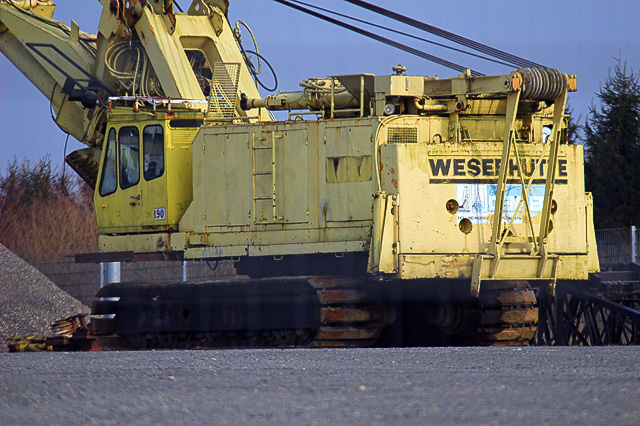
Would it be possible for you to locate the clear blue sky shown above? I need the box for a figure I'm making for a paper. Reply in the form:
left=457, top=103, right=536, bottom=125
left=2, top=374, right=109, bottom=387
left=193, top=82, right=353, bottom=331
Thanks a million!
left=1, top=0, right=639, bottom=174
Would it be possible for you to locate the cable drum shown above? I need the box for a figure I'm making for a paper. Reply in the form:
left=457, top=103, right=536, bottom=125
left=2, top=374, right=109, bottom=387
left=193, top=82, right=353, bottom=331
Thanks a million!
left=518, top=67, right=567, bottom=100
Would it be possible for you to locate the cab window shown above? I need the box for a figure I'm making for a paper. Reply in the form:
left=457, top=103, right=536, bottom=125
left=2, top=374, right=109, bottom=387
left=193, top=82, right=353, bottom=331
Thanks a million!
left=143, top=125, right=164, bottom=181
left=99, top=128, right=117, bottom=196
left=119, top=126, right=140, bottom=189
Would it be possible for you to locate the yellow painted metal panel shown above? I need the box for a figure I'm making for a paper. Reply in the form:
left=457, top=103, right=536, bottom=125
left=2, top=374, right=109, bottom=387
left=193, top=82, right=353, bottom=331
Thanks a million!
left=99, top=233, right=172, bottom=254
left=325, top=156, right=372, bottom=183
left=378, top=194, right=399, bottom=274
left=382, top=142, right=589, bottom=258
left=277, top=129, right=309, bottom=224
left=398, top=254, right=590, bottom=281
left=136, top=11, right=204, bottom=100
left=203, top=131, right=252, bottom=226
left=324, top=123, right=349, bottom=221
left=347, top=126, right=375, bottom=221
left=323, top=122, right=375, bottom=222
left=585, top=193, right=600, bottom=273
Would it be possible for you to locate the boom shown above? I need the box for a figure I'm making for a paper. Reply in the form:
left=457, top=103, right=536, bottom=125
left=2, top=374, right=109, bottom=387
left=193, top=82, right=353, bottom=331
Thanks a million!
left=0, top=0, right=268, bottom=185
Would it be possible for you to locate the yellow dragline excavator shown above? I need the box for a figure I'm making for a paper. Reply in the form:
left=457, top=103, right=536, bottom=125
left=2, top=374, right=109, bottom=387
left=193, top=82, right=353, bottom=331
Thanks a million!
left=1, top=0, right=602, bottom=348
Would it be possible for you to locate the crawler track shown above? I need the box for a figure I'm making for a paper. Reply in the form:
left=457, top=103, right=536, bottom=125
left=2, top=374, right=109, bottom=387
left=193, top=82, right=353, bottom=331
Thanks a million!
left=309, top=277, right=393, bottom=347
left=476, top=281, right=538, bottom=346
left=91, top=276, right=391, bottom=349
left=92, top=277, right=539, bottom=349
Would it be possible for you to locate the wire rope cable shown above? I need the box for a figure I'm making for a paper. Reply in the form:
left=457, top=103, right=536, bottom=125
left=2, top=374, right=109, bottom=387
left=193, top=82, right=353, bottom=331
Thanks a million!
left=344, top=0, right=544, bottom=69
left=272, top=0, right=484, bottom=76
left=290, top=0, right=514, bottom=69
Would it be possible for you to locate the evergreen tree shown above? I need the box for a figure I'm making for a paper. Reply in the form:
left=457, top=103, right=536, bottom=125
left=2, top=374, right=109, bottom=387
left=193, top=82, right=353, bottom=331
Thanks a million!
left=565, top=104, right=580, bottom=145
left=584, top=60, right=640, bottom=228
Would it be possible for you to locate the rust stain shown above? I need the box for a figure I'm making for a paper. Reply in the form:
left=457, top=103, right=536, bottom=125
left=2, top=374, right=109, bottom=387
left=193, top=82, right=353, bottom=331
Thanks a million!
left=442, top=258, right=459, bottom=267
left=316, top=327, right=379, bottom=340
left=321, top=307, right=376, bottom=323
left=318, top=289, right=365, bottom=304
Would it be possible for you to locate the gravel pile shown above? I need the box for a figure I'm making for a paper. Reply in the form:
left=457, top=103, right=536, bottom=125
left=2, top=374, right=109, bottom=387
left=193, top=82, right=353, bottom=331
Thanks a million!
left=0, top=244, right=90, bottom=351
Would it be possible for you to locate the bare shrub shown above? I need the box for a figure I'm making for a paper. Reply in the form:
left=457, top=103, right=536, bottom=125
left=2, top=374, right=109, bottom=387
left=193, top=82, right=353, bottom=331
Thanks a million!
left=0, top=157, right=97, bottom=262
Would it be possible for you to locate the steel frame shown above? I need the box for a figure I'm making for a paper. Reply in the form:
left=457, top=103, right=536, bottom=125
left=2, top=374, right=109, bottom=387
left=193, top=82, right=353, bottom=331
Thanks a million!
left=535, top=281, right=640, bottom=345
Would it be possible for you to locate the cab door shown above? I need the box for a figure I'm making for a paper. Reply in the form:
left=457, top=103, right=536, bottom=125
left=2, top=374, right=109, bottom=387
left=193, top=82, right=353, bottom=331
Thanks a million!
left=116, top=125, right=143, bottom=230
left=95, top=125, right=143, bottom=233
left=139, top=124, right=168, bottom=229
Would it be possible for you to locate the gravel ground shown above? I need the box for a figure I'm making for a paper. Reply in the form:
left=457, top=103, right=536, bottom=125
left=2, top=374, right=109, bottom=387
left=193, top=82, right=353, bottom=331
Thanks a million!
left=1, top=346, right=638, bottom=426
left=0, top=244, right=90, bottom=351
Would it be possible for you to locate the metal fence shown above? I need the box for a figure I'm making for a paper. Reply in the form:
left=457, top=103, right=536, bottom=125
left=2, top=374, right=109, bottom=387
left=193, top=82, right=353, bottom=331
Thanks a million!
left=595, top=226, right=639, bottom=268
left=33, top=259, right=241, bottom=307
left=98, top=259, right=241, bottom=287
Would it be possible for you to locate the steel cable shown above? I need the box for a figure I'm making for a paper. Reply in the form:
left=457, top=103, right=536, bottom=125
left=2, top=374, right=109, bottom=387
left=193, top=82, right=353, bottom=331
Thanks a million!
left=272, top=0, right=484, bottom=76
left=344, top=0, right=544, bottom=69
left=290, top=0, right=514, bottom=69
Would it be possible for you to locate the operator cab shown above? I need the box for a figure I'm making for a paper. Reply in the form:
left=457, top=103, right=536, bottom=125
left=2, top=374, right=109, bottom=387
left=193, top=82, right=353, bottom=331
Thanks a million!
left=95, top=104, right=201, bottom=234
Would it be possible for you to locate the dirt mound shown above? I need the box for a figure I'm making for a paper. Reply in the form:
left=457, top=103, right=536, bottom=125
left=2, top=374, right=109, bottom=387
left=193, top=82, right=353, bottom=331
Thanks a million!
left=0, top=244, right=90, bottom=351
